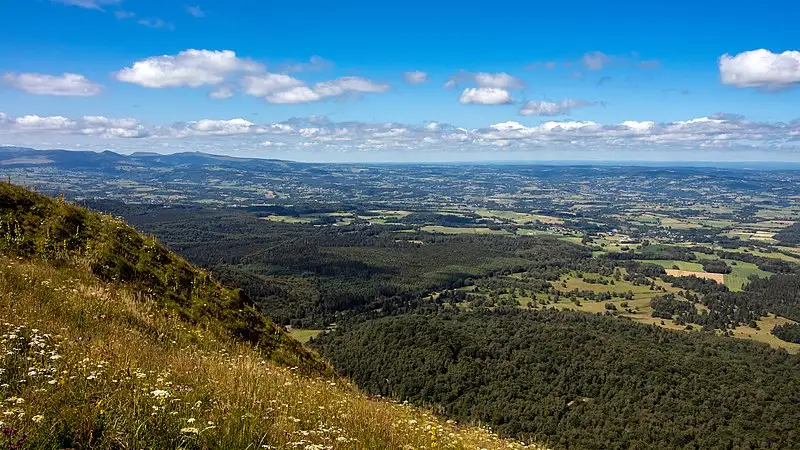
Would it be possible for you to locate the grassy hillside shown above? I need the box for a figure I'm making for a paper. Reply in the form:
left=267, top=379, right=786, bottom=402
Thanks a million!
left=0, top=182, right=539, bottom=449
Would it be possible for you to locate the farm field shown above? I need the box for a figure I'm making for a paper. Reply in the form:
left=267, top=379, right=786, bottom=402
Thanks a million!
left=723, top=261, right=772, bottom=291
left=549, top=274, right=680, bottom=301
left=474, top=208, right=564, bottom=225
left=665, top=269, right=725, bottom=283
left=642, top=260, right=704, bottom=271
left=262, top=215, right=316, bottom=224
left=420, top=225, right=510, bottom=235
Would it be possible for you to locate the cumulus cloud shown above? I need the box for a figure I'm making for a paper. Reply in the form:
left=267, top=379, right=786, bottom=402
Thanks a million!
left=186, top=5, right=205, bottom=17
left=719, top=49, right=800, bottom=89
left=2, top=72, right=103, bottom=96
left=79, top=116, right=149, bottom=138
left=313, top=77, right=389, bottom=96
left=519, top=99, right=595, bottom=116
left=2, top=114, right=148, bottom=138
left=459, top=88, right=513, bottom=105
left=2, top=112, right=798, bottom=156
left=403, top=71, right=428, bottom=85
left=474, top=72, right=524, bottom=89
left=242, top=74, right=305, bottom=97
left=116, top=49, right=263, bottom=88
left=14, top=115, right=76, bottom=130
left=240, top=74, right=388, bottom=104
left=265, top=87, right=322, bottom=104
left=446, top=71, right=525, bottom=90
left=178, top=118, right=264, bottom=136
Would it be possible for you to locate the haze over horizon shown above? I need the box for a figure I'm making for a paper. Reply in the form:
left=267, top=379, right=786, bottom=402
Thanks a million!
left=2, top=0, right=800, bottom=162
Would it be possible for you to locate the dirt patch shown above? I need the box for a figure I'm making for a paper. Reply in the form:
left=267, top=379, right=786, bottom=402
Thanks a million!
left=665, top=269, right=725, bottom=283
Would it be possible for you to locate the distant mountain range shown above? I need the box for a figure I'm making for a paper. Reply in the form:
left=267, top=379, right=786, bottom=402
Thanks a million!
left=0, top=146, right=296, bottom=170
left=3, top=145, right=800, bottom=170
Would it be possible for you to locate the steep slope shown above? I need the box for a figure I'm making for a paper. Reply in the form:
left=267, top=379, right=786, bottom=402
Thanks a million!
left=0, top=182, right=540, bottom=449
left=0, top=182, right=326, bottom=374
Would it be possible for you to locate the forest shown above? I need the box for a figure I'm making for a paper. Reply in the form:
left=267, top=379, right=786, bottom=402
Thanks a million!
left=99, top=204, right=589, bottom=327
left=81, top=200, right=800, bottom=449
left=313, top=309, right=800, bottom=449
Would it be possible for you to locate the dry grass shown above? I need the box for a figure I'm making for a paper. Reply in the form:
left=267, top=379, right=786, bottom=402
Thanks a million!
left=0, top=255, right=544, bottom=449
left=664, top=269, right=725, bottom=284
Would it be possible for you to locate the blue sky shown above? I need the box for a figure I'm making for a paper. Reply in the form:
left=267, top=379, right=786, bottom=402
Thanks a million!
left=0, top=0, right=799, bottom=161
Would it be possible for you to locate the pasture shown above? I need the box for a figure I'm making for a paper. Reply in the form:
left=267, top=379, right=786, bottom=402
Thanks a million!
left=723, top=261, right=772, bottom=291
left=420, top=225, right=510, bottom=235
left=474, top=208, right=564, bottom=225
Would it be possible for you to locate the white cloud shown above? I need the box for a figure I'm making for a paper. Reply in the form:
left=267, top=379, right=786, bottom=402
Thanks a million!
left=14, top=115, right=76, bottom=130
left=116, top=49, right=263, bottom=88
left=2, top=112, right=798, bottom=156
left=2, top=72, right=103, bottom=96
left=265, top=87, right=322, bottom=104
left=177, top=118, right=265, bottom=136
left=114, top=10, right=135, bottom=19
left=519, top=99, right=594, bottom=116
left=474, top=72, right=524, bottom=89
left=208, top=86, right=234, bottom=99
left=3, top=114, right=147, bottom=138
left=313, top=77, right=389, bottom=96
left=490, top=121, right=528, bottom=132
left=621, top=121, right=655, bottom=132
left=80, top=116, right=149, bottom=138
left=82, top=116, right=139, bottom=128
left=261, top=140, right=287, bottom=147
left=458, top=88, right=513, bottom=105
left=51, top=0, right=120, bottom=10
left=242, top=74, right=305, bottom=97
left=242, top=74, right=387, bottom=103
left=444, top=71, right=524, bottom=90
left=719, top=49, right=800, bottom=89
left=186, top=5, right=205, bottom=18
left=403, top=71, right=428, bottom=85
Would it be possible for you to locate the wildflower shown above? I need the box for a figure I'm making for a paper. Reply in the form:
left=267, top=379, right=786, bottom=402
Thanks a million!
left=180, top=427, right=200, bottom=434
left=187, top=418, right=196, bottom=423
left=32, top=415, right=44, bottom=423
left=150, top=389, right=170, bottom=399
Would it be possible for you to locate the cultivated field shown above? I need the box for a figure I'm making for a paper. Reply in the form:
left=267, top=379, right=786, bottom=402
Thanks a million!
left=665, top=269, right=725, bottom=283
